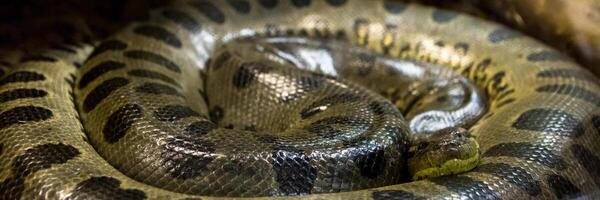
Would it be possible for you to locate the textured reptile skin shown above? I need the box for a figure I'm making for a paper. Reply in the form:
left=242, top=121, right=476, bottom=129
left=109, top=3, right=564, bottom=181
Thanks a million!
left=476, top=0, right=600, bottom=76
left=0, top=0, right=599, bottom=199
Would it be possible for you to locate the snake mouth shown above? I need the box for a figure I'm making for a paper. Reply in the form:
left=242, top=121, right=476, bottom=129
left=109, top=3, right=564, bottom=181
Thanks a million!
left=407, top=129, right=480, bottom=180
left=410, top=139, right=480, bottom=181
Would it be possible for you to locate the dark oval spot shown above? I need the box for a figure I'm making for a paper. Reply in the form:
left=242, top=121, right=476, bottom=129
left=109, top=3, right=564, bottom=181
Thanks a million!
left=50, top=44, right=77, bottom=54
left=0, top=177, right=24, bottom=200
left=227, top=0, right=251, bottom=13
left=570, top=144, right=600, bottom=187
left=473, top=163, right=541, bottom=196
left=103, top=104, right=143, bottom=143
left=537, top=69, right=597, bottom=83
left=536, top=84, right=600, bottom=106
left=431, top=176, right=500, bottom=199
left=294, top=74, right=323, bottom=91
left=259, top=0, right=278, bottom=9
left=128, top=69, right=179, bottom=87
left=326, top=0, right=346, bottom=6
left=488, top=28, right=520, bottom=43
left=432, top=9, right=458, bottom=23
left=0, top=88, right=48, bottom=103
left=154, top=105, right=200, bottom=122
left=67, top=176, right=146, bottom=200
left=185, top=121, right=217, bottom=136
left=88, top=40, right=128, bottom=60
left=189, top=1, right=225, bottom=24
left=291, top=0, right=311, bottom=8
left=483, top=142, right=566, bottom=169
left=162, top=9, right=201, bottom=33
left=512, top=108, right=584, bottom=138
left=13, top=143, right=80, bottom=176
left=83, top=77, right=130, bottom=112
left=527, top=51, right=566, bottom=62
left=133, top=25, right=182, bottom=48
left=135, top=82, right=182, bottom=96
left=383, top=1, right=407, bottom=14
left=454, top=42, right=469, bottom=54
left=78, top=61, right=126, bottom=89
left=355, top=148, right=386, bottom=179
left=0, top=71, right=46, bottom=87
left=124, top=50, right=181, bottom=73
left=272, top=149, right=317, bottom=195
left=546, top=175, right=581, bottom=199
left=162, top=136, right=215, bottom=179
left=0, top=106, right=53, bottom=130
left=368, top=101, right=401, bottom=117
left=373, top=190, right=425, bottom=200
left=20, top=55, right=57, bottom=63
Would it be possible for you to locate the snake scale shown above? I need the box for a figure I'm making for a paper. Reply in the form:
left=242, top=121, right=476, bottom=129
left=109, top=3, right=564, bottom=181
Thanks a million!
left=1, top=0, right=600, bottom=199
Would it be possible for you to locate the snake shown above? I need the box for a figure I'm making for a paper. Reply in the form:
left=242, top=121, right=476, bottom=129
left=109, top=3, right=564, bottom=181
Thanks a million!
left=1, top=0, right=600, bottom=199
left=475, top=0, right=600, bottom=76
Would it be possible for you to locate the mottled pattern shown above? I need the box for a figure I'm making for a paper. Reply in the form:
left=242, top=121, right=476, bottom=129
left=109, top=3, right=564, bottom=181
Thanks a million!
left=0, top=0, right=599, bottom=199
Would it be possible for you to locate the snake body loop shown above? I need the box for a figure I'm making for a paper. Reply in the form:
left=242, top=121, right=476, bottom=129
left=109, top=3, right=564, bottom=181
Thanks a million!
left=1, top=0, right=600, bottom=199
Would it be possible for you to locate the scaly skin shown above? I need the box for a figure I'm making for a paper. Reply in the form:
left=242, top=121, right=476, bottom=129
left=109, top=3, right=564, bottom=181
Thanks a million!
left=0, top=0, right=599, bottom=199
left=476, top=0, right=600, bottom=76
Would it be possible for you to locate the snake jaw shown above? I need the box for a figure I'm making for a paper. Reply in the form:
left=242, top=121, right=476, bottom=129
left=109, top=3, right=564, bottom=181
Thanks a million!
left=407, top=128, right=480, bottom=181
left=411, top=148, right=480, bottom=181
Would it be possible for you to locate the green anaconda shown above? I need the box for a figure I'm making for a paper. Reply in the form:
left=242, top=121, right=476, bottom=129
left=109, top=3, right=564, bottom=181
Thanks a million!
left=0, top=0, right=600, bottom=199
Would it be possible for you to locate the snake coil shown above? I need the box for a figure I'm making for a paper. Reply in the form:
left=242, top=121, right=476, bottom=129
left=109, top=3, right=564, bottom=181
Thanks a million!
left=0, top=0, right=599, bottom=199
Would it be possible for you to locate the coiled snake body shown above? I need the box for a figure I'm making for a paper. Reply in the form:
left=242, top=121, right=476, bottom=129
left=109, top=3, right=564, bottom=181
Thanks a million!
left=1, top=0, right=600, bottom=199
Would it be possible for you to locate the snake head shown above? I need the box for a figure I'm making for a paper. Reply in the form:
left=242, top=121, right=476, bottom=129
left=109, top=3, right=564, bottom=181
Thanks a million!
left=407, top=127, right=480, bottom=181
